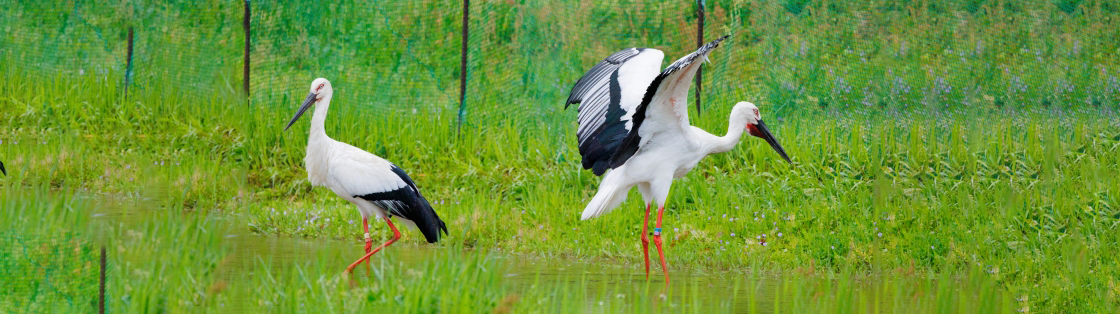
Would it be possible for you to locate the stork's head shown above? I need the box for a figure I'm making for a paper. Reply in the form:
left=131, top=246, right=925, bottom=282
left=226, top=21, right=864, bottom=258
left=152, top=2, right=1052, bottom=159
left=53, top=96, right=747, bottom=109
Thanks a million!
left=733, top=102, right=791, bottom=163
left=285, top=78, right=333, bottom=131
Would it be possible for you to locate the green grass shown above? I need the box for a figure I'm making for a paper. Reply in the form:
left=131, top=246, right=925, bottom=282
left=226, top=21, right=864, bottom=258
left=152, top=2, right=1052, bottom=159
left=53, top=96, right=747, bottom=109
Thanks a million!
left=2, top=186, right=1029, bottom=313
left=249, top=102, right=1120, bottom=311
left=3, top=0, right=1120, bottom=312
left=3, top=66, right=1118, bottom=314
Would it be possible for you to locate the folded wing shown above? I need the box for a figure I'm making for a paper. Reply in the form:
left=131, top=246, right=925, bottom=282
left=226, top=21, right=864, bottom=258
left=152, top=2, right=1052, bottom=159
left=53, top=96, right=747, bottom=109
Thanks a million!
left=331, top=153, right=447, bottom=243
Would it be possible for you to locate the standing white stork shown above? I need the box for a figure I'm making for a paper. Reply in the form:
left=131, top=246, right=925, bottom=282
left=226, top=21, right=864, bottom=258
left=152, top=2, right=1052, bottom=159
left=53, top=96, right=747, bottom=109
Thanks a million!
left=285, top=78, right=448, bottom=274
left=564, top=36, right=791, bottom=284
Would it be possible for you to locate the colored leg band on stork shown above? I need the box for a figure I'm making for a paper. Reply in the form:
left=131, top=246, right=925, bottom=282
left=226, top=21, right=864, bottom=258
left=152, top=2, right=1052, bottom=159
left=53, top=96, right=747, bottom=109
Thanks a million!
left=653, top=228, right=662, bottom=236
left=364, top=233, right=371, bottom=240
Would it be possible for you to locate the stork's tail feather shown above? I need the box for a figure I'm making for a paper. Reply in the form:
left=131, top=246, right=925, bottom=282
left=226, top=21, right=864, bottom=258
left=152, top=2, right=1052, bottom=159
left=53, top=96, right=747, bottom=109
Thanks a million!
left=413, top=196, right=447, bottom=243
left=581, top=171, right=630, bottom=220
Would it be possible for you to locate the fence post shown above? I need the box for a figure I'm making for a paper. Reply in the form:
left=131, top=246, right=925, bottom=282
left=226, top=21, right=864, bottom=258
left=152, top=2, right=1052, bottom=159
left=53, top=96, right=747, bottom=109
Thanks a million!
left=457, top=0, right=470, bottom=135
left=694, top=0, right=705, bottom=116
left=124, top=27, right=134, bottom=98
left=98, top=246, right=106, bottom=314
left=243, top=0, right=251, bottom=102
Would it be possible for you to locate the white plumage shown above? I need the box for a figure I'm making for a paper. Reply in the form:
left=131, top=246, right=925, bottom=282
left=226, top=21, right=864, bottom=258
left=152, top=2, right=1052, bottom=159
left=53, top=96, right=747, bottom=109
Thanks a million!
left=565, top=36, right=791, bottom=284
left=286, top=78, right=447, bottom=274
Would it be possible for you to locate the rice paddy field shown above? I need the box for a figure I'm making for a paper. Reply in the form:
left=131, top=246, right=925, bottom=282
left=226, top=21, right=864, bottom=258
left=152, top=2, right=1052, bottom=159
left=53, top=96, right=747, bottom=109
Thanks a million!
left=3, top=0, right=1120, bottom=313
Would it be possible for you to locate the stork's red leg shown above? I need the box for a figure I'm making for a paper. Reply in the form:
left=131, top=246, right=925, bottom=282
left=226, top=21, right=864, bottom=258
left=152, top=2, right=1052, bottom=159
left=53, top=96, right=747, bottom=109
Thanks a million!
left=653, top=206, right=669, bottom=285
left=641, top=204, right=652, bottom=279
left=347, top=217, right=401, bottom=274
left=362, top=218, right=373, bottom=272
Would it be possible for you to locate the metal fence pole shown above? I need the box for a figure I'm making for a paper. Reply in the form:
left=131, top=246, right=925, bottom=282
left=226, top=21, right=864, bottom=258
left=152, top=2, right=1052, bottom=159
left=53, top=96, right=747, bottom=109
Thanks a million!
left=695, top=0, right=705, bottom=116
left=98, top=246, right=106, bottom=314
left=243, top=0, right=251, bottom=102
left=124, top=27, right=134, bottom=98
left=457, top=0, right=470, bottom=135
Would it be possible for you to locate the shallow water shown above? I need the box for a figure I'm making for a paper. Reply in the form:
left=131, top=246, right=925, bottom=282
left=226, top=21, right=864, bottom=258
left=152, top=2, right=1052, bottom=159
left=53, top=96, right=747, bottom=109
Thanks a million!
left=82, top=197, right=1011, bottom=313
left=209, top=232, right=1000, bottom=313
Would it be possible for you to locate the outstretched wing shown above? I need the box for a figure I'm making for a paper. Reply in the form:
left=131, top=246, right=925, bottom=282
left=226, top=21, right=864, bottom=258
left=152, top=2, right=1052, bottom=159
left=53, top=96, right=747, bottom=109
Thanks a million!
left=565, top=48, right=664, bottom=176
left=609, top=35, right=730, bottom=168
left=330, top=150, right=447, bottom=243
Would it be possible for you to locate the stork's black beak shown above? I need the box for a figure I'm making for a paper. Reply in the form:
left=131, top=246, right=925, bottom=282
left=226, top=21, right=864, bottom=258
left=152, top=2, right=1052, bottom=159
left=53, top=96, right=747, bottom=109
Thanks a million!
left=284, top=92, right=318, bottom=131
left=749, top=120, right=791, bottom=164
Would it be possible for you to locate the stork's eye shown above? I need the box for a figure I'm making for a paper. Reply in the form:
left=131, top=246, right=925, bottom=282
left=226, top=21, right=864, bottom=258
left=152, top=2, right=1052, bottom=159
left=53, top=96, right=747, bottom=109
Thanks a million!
left=317, top=84, right=324, bottom=90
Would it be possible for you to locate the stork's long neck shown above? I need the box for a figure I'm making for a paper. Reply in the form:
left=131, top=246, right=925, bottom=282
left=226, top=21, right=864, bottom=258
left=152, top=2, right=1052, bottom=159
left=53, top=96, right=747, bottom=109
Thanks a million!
left=304, top=95, right=333, bottom=186
left=308, top=96, right=332, bottom=143
left=709, top=112, right=749, bottom=154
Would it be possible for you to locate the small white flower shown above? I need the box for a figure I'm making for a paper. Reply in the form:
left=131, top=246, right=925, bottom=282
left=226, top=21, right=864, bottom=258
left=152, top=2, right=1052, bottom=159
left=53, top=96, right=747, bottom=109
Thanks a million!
left=730, top=233, right=735, bottom=237
left=777, top=232, right=783, bottom=237
left=831, top=245, right=835, bottom=249
left=878, top=232, right=883, bottom=237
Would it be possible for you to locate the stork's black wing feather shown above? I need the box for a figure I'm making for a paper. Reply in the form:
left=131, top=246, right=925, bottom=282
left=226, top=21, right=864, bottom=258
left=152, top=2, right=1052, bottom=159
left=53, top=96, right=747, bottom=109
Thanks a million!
left=0, top=161, right=6, bottom=176
left=355, top=165, right=447, bottom=243
left=608, top=35, right=730, bottom=168
left=565, top=48, right=662, bottom=175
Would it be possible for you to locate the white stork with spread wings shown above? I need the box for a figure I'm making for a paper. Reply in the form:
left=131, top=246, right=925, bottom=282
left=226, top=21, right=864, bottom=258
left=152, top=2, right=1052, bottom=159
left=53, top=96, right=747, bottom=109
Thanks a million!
left=565, top=36, right=791, bottom=284
left=285, top=78, right=448, bottom=274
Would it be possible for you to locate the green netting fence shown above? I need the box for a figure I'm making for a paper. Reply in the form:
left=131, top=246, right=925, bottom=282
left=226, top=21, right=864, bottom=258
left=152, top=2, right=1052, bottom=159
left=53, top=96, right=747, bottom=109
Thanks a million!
left=0, top=0, right=245, bottom=100
left=5, top=1, right=1119, bottom=131
left=250, top=0, right=1119, bottom=135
